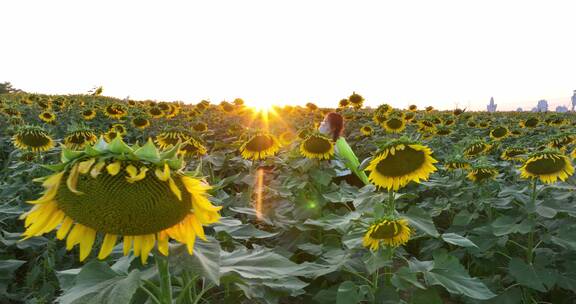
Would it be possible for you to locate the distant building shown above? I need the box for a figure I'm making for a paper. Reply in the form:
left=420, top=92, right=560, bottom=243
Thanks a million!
left=516, top=107, right=523, bottom=112
left=487, top=97, right=497, bottom=112
left=536, top=100, right=548, bottom=112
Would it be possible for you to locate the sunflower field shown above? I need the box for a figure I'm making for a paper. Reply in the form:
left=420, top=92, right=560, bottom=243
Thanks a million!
left=1, top=91, right=576, bottom=304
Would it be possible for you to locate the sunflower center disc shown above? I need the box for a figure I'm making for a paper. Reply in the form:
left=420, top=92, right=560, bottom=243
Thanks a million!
left=303, top=137, right=331, bottom=154
left=387, top=119, right=403, bottom=129
left=376, top=146, right=425, bottom=177
left=371, top=222, right=402, bottom=239
left=56, top=170, right=191, bottom=235
left=525, top=156, right=566, bottom=175
left=525, top=118, right=538, bottom=127
left=473, top=170, right=494, bottom=181
left=246, top=135, right=274, bottom=151
left=492, top=127, right=507, bottom=137
left=20, top=132, right=51, bottom=147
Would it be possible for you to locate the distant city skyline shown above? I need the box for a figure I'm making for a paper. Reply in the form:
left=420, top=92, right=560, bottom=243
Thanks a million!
left=1, top=0, right=575, bottom=112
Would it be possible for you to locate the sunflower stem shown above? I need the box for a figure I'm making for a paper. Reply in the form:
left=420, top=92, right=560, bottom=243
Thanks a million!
left=387, top=190, right=395, bottom=216
left=526, top=179, right=538, bottom=265
left=155, top=255, right=173, bottom=304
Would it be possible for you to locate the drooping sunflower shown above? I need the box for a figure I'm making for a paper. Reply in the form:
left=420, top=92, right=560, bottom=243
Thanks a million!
left=383, top=116, right=406, bottom=133
left=104, top=103, right=128, bottom=120
left=338, top=99, right=350, bottom=108
left=20, top=138, right=221, bottom=264
left=360, top=125, right=373, bottom=136
left=156, top=129, right=191, bottom=150
left=435, top=127, right=451, bottom=136
left=425, top=106, right=434, bottom=112
left=103, top=130, right=122, bottom=142
left=403, top=112, right=416, bottom=122
left=418, top=119, right=436, bottom=133
left=520, top=117, right=539, bottom=128
left=12, top=125, right=55, bottom=152
left=464, top=141, right=491, bottom=158
left=348, top=92, right=364, bottom=109
left=466, top=165, right=498, bottom=183
left=547, top=133, right=575, bottom=150
left=365, top=139, right=438, bottom=190
left=443, top=118, right=455, bottom=126
left=453, top=108, right=465, bottom=116
left=490, top=126, right=509, bottom=140
left=500, top=147, right=527, bottom=162
left=363, top=218, right=411, bottom=250
left=178, top=138, right=208, bottom=158
left=300, top=133, right=334, bottom=160
left=149, top=107, right=165, bottom=118
left=39, top=111, right=56, bottom=123
left=220, top=101, right=235, bottom=113
left=81, top=109, right=97, bottom=120
left=240, top=132, right=281, bottom=160
left=520, top=150, right=574, bottom=184
left=408, top=105, right=417, bottom=112
left=132, top=117, right=151, bottom=129
left=64, top=128, right=98, bottom=150
left=444, top=159, right=470, bottom=171
left=467, top=120, right=477, bottom=128
left=110, top=124, right=128, bottom=135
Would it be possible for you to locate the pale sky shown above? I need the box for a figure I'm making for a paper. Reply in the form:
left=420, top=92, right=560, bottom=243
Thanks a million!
left=1, top=0, right=575, bottom=111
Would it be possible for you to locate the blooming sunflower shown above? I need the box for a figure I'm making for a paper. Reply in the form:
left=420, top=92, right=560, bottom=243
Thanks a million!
left=418, top=120, right=436, bottom=133
left=348, top=92, right=364, bottom=109
left=156, top=129, right=191, bottom=150
left=425, top=106, right=434, bottom=112
left=520, top=150, right=574, bottom=184
left=408, top=105, right=417, bottom=112
left=240, top=132, right=281, bottom=160
left=466, top=165, right=498, bottom=183
left=363, top=218, right=411, bottom=250
left=132, top=117, right=151, bottom=129
left=300, top=133, right=334, bottom=160
left=435, top=127, right=451, bottom=136
left=110, top=124, right=127, bottom=135
left=178, top=138, right=208, bottom=158
left=13, top=125, right=55, bottom=152
left=547, top=133, right=575, bottom=150
left=444, top=159, right=470, bottom=171
left=360, top=125, right=373, bottom=136
left=383, top=116, right=406, bottom=133
left=81, top=109, right=97, bottom=120
left=489, top=126, right=509, bottom=140
left=64, top=128, right=98, bottom=150
left=149, top=107, right=164, bottom=118
left=464, top=141, right=491, bottom=158
left=500, top=147, right=527, bottom=162
left=103, top=130, right=122, bottom=142
left=39, top=111, right=56, bottom=123
left=365, top=139, right=438, bottom=190
left=104, top=104, right=128, bottom=120
left=20, top=137, right=221, bottom=264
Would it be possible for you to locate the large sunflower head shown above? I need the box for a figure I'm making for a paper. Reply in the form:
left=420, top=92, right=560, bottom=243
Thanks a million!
left=300, top=133, right=334, bottom=160
left=466, top=165, right=498, bottom=183
left=64, top=127, right=98, bottom=150
left=149, top=107, right=165, bottom=118
left=239, top=132, right=281, bottom=160
left=348, top=92, right=364, bottom=108
left=408, top=105, right=418, bottom=112
left=366, top=138, right=438, bottom=190
left=383, top=116, right=406, bottom=134
left=338, top=98, right=350, bottom=108
left=12, top=125, right=55, bottom=152
left=547, top=133, right=575, bottom=150
left=464, top=140, right=491, bottom=158
left=21, top=137, right=221, bottom=264
left=375, top=104, right=393, bottom=116
left=520, top=150, right=574, bottom=184
left=363, top=218, right=411, bottom=250
left=39, top=111, right=56, bottom=123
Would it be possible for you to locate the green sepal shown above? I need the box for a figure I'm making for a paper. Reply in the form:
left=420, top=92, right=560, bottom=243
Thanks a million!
left=166, top=158, right=184, bottom=171
left=93, top=137, right=109, bottom=152
left=134, top=138, right=161, bottom=163
left=61, top=145, right=85, bottom=163
left=108, top=137, right=134, bottom=154
left=41, top=163, right=67, bottom=172
left=160, top=142, right=181, bottom=160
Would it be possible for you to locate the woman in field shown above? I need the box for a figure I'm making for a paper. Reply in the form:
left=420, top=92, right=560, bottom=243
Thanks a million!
left=318, top=112, right=370, bottom=185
